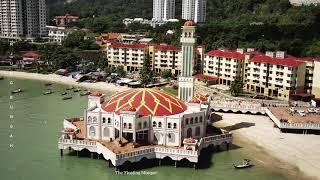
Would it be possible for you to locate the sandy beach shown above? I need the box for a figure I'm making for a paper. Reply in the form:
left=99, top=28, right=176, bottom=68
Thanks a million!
left=0, top=70, right=130, bottom=93
left=214, top=113, right=320, bottom=180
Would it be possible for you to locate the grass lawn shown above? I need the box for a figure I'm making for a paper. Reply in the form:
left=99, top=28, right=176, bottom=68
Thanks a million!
left=161, top=86, right=178, bottom=96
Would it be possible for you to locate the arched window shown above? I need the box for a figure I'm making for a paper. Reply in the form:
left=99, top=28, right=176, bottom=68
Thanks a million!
left=173, top=123, right=177, bottom=129
left=87, top=116, right=92, bottom=123
left=195, top=117, right=198, bottom=123
left=187, top=128, right=192, bottom=138
left=102, top=117, right=106, bottom=123
left=153, top=121, right=156, bottom=127
left=168, top=123, right=172, bottom=128
left=199, top=116, right=203, bottom=123
left=190, top=117, right=194, bottom=124
left=93, top=117, right=97, bottom=123
left=184, top=32, right=188, bottom=37
left=189, top=32, right=192, bottom=38
left=107, top=118, right=111, bottom=123
left=195, top=127, right=201, bottom=136
left=138, top=122, right=142, bottom=129
left=128, top=123, right=132, bottom=129
left=89, top=126, right=95, bottom=137
left=158, top=122, right=162, bottom=128
left=185, top=118, right=189, bottom=125
left=123, top=123, right=127, bottom=129
left=143, top=121, right=147, bottom=128
left=103, top=127, right=109, bottom=137
left=168, top=133, right=175, bottom=143
left=154, top=132, right=161, bottom=143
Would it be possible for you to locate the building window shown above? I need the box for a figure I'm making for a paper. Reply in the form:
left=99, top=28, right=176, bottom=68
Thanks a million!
left=187, top=128, right=192, bottom=138
left=185, top=118, right=189, bottom=125
left=128, top=123, right=132, bottom=129
left=103, top=127, right=109, bottom=137
left=93, top=117, right=97, bottom=123
left=102, top=117, right=106, bottom=123
left=173, top=123, right=177, bottom=129
left=87, top=116, right=92, bottom=123
left=107, top=118, right=111, bottom=123
left=89, top=126, right=95, bottom=137
left=195, top=127, right=201, bottom=136
left=158, top=122, right=162, bottom=128
left=153, top=121, right=156, bottom=127
left=138, top=122, right=142, bottom=129
left=168, top=133, right=175, bottom=143
left=199, top=116, right=203, bottom=123
left=190, top=117, right=194, bottom=124
left=168, top=123, right=172, bottom=128
left=143, top=121, right=147, bottom=128
left=123, top=123, right=127, bottom=129
left=154, top=132, right=160, bottom=144
left=195, top=117, right=198, bottom=123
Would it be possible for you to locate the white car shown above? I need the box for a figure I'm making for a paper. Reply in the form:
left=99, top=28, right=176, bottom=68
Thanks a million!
left=298, top=110, right=307, bottom=117
left=308, top=108, right=316, bottom=113
left=289, top=108, right=296, bottom=113
left=315, top=109, right=320, bottom=114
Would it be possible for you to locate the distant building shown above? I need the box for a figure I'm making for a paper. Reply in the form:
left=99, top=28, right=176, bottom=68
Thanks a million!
left=0, top=0, right=47, bottom=41
left=182, top=0, right=207, bottom=23
left=312, top=61, right=320, bottom=97
left=47, top=26, right=77, bottom=44
left=290, top=0, right=320, bottom=6
left=153, top=0, right=176, bottom=21
left=123, top=18, right=179, bottom=28
left=54, top=14, right=79, bottom=26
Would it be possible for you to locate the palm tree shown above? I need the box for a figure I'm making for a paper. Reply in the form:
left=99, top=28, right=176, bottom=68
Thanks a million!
left=230, top=80, right=243, bottom=97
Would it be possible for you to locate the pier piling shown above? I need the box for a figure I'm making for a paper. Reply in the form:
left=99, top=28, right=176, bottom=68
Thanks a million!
left=159, top=159, right=161, bottom=166
left=226, top=143, right=230, bottom=151
left=175, top=161, right=177, bottom=168
left=60, top=149, right=63, bottom=157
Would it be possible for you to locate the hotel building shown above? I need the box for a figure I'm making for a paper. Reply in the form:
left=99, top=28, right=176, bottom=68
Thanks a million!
left=153, top=0, right=176, bottom=21
left=182, top=0, right=207, bottom=23
left=0, top=0, right=47, bottom=41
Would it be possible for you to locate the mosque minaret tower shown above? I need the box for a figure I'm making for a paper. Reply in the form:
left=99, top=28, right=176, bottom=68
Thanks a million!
left=178, top=21, right=196, bottom=102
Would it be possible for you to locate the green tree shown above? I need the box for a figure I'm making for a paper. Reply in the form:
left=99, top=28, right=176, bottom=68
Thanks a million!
left=140, top=57, right=154, bottom=86
left=115, top=66, right=126, bottom=77
left=160, top=70, right=172, bottom=79
left=230, top=80, right=244, bottom=97
left=0, top=40, right=10, bottom=56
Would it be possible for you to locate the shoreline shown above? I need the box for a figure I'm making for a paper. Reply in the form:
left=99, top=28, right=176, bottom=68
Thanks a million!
left=214, top=113, right=320, bottom=180
left=0, top=70, right=130, bottom=94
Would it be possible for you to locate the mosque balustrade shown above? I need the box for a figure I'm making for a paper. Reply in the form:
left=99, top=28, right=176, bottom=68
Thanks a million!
left=154, top=147, right=198, bottom=156
left=58, top=138, right=96, bottom=146
left=197, top=132, right=233, bottom=150
left=116, top=148, right=155, bottom=159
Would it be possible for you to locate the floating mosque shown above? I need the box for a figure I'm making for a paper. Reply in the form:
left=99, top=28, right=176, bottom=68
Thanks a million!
left=58, top=21, right=233, bottom=168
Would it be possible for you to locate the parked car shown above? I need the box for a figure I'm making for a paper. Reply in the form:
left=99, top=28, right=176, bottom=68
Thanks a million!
left=315, top=108, right=320, bottom=114
left=298, top=110, right=307, bottom=117
left=308, top=108, right=316, bottom=113
left=289, top=108, right=296, bottom=113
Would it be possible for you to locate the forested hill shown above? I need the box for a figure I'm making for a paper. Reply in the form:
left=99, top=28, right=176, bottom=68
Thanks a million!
left=47, top=0, right=320, bottom=57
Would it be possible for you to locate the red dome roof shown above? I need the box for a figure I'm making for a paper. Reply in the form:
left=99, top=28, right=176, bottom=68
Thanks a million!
left=184, top=21, right=194, bottom=26
left=102, top=88, right=187, bottom=116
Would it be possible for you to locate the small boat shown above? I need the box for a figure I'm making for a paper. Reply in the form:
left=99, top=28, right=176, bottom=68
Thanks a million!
left=61, top=92, right=68, bottom=96
left=44, top=83, right=52, bottom=86
left=11, top=88, right=22, bottom=94
left=73, top=88, right=81, bottom=92
left=80, top=91, right=90, bottom=96
left=43, top=90, right=53, bottom=95
left=62, top=96, right=72, bottom=100
left=234, top=159, right=254, bottom=169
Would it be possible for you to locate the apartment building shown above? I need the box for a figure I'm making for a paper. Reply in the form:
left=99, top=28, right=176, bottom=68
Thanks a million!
left=0, top=0, right=47, bottom=41
left=245, top=52, right=306, bottom=100
left=153, top=0, right=175, bottom=21
left=311, top=61, right=320, bottom=98
left=182, top=0, right=207, bottom=23
left=203, top=49, right=245, bottom=86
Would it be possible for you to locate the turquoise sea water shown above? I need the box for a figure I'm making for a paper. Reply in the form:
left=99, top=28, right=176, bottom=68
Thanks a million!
left=0, top=78, right=308, bottom=180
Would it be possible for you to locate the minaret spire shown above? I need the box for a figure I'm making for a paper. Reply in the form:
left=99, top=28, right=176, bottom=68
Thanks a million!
left=178, top=21, right=196, bottom=102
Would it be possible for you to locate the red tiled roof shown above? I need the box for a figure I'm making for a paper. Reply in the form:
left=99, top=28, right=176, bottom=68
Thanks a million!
left=206, top=50, right=245, bottom=59
left=193, top=74, right=219, bottom=81
left=155, top=45, right=180, bottom=51
left=102, top=88, right=187, bottom=116
left=22, top=51, right=39, bottom=58
left=55, top=14, right=79, bottom=19
left=184, top=21, right=194, bottom=26
left=109, top=43, right=146, bottom=49
left=299, top=57, right=320, bottom=62
left=250, top=55, right=304, bottom=67
left=90, top=92, right=103, bottom=97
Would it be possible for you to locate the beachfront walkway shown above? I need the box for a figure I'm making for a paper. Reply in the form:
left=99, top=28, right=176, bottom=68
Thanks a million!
left=214, top=113, right=320, bottom=180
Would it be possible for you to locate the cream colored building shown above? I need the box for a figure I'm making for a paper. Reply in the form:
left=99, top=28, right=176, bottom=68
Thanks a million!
left=312, top=61, right=320, bottom=98
left=203, top=49, right=245, bottom=86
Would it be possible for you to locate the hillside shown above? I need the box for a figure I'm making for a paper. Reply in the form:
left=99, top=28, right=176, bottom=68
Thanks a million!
left=47, top=0, right=320, bottom=57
